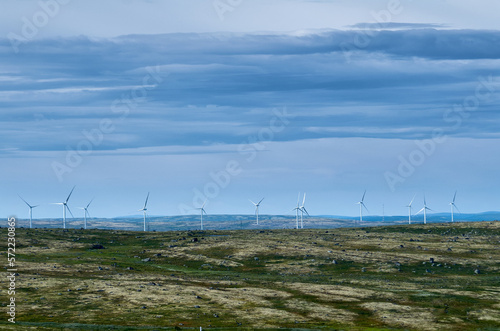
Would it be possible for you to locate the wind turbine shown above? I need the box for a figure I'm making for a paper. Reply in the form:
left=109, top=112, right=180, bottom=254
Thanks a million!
left=406, top=194, right=416, bottom=224
left=249, top=198, right=264, bottom=225
left=18, top=195, right=38, bottom=229
left=450, top=191, right=461, bottom=223
left=292, top=192, right=301, bottom=229
left=196, top=199, right=207, bottom=230
left=416, top=196, right=432, bottom=224
left=79, top=198, right=94, bottom=230
left=138, top=192, right=149, bottom=232
left=299, top=193, right=309, bottom=229
left=356, top=190, right=369, bottom=223
left=53, top=186, right=75, bottom=229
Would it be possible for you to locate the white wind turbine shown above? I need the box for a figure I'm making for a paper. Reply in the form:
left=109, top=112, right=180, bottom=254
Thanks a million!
left=79, top=198, right=94, bottom=230
left=196, top=199, right=207, bottom=230
left=18, top=195, right=38, bottom=229
left=299, top=193, right=309, bottom=229
left=406, top=194, right=416, bottom=224
left=249, top=198, right=264, bottom=225
left=450, top=191, right=461, bottom=223
left=416, top=196, right=432, bottom=224
left=53, top=186, right=75, bottom=229
left=292, top=192, right=301, bottom=229
left=356, top=190, right=369, bottom=223
left=138, top=192, right=149, bottom=232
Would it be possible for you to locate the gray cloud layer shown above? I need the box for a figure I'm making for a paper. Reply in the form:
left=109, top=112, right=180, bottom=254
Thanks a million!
left=1, top=28, right=500, bottom=154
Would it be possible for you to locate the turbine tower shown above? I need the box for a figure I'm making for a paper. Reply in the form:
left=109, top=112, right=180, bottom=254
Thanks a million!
left=292, top=192, right=301, bottom=229
left=406, top=194, right=416, bottom=224
left=299, top=193, right=309, bottom=229
left=138, top=192, right=149, bottom=232
left=196, top=200, right=207, bottom=230
left=18, top=195, right=38, bottom=229
left=356, top=190, right=369, bottom=223
left=249, top=198, right=264, bottom=225
left=416, top=196, right=432, bottom=224
left=79, top=198, right=94, bottom=230
left=53, top=186, right=75, bottom=229
left=450, top=191, right=461, bottom=222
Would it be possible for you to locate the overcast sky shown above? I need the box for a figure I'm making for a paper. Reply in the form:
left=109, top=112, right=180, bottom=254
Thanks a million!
left=1, top=0, right=500, bottom=219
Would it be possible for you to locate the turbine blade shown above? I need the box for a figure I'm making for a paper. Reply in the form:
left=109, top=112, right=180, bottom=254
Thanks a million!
left=362, top=203, right=369, bottom=213
left=302, top=207, right=310, bottom=216
left=143, top=192, right=150, bottom=209
left=454, top=204, right=462, bottom=214
left=65, top=185, right=76, bottom=203
left=453, top=191, right=457, bottom=203
left=18, top=195, right=31, bottom=207
left=361, top=190, right=366, bottom=202
left=409, top=194, right=416, bottom=206
left=66, top=205, right=74, bottom=218
left=416, top=208, right=425, bottom=215
left=302, top=193, right=306, bottom=206
left=297, top=192, right=300, bottom=205
left=87, top=198, right=94, bottom=208
left=249, top=199, right=256, bottom=205
left=202, top=199, right=207, bottom=208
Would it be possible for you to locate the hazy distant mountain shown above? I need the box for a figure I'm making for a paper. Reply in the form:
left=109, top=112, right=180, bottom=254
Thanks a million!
left=7, top=212, right=499, bottom=232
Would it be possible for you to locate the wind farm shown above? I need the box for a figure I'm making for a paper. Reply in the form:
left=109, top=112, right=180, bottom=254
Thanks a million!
left=8, top=188, right=496, bottom=232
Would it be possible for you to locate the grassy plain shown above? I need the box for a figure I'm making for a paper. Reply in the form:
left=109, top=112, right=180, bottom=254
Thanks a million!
left=1, top=221, right=499, bottom=330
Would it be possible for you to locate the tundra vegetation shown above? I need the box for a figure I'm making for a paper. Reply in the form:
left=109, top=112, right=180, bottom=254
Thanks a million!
left=1, top=221, right=499, bottom=330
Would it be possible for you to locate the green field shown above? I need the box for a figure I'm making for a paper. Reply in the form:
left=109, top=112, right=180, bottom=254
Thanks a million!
left=1, top=221, right=500, bottom=330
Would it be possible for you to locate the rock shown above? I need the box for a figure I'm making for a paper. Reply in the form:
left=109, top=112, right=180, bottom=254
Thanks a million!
left=429, top=258, right=435, bottom=263
left=142, top=258, right=151, bottom=262
left=332, top=260, right=338, bottom=264
left=194, top=305, right=201, bottom=308
left=254, top=257, right=259, bottom=261
left=361, top=267, right=366, bottom=272
left=474, top=269, right=480, bottom=274
left=97, top=266, right=103, bottom=270
left=91, top=244, right=105, bottom=250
